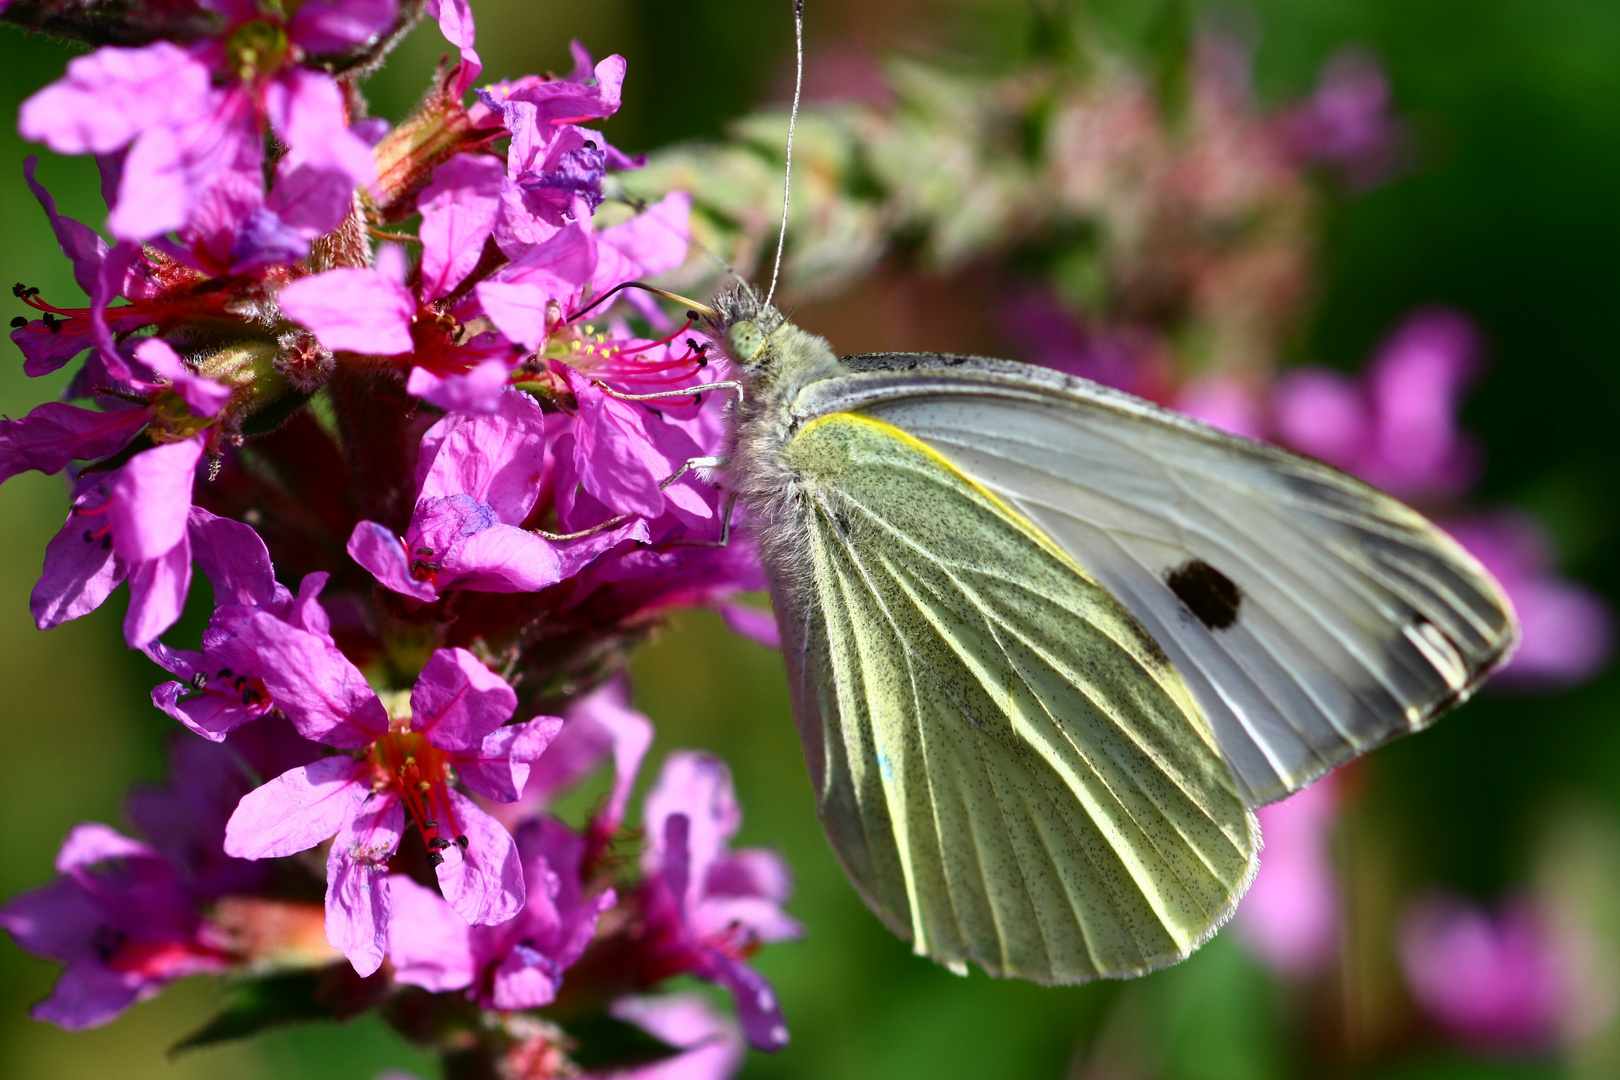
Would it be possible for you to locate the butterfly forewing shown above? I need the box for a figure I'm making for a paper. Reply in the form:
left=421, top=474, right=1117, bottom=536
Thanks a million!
left=794, top=354, right=1517, bottom=807
left=772, top=410, right=1259, bottom=983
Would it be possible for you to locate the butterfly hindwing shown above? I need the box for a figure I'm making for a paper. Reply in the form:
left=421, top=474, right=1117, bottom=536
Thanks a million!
left=771, top=410, right=1258, bottom=983
left=794, top=354, right=1518, bottom=807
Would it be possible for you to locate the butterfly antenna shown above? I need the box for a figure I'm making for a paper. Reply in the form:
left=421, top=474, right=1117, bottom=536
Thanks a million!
left=764, top=0, right=805, bottom=309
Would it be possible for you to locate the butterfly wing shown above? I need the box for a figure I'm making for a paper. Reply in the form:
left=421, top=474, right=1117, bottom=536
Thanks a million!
left=770, top=409, right=1258, bottom=983
left=794, top=353, right=1518, bottom=807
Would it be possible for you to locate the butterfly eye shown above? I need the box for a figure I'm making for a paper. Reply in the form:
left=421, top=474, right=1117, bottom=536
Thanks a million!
left=727, top=320, right=766, bottom=363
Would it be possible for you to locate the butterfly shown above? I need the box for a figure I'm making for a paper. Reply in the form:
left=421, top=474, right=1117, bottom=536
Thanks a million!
left=662, top=284, right=1518, bottom=984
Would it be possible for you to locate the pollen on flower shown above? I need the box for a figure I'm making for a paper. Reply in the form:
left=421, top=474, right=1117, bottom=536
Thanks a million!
left=368, top=729, right=467, bottom=861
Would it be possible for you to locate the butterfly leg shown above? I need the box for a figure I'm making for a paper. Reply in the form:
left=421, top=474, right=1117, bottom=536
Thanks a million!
left=531, top=514, right=635, bottom=542
left=596, top=380, right=744, bottom=409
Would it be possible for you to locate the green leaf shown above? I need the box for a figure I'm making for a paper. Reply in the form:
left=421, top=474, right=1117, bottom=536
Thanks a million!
left=169, top=965, right=349, bottom=1049
left=565, top=1013, right=687, bottom=1072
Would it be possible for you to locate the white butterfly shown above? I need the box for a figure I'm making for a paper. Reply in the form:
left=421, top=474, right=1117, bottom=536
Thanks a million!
left=681, top=286, right=1517, bottom=983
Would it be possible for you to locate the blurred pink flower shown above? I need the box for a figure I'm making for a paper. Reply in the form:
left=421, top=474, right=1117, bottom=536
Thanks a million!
left=1446, top=512, right=1613, bottom=688
left=1274, top=307, right=1484, bottom=500
left=1399, top=893, right=1564, bottom=1053
left=1234, top=774, right=1341, bottom=976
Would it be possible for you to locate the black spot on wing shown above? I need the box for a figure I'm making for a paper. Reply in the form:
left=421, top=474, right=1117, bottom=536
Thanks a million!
left=1166, top=559, right=1243, bottom=630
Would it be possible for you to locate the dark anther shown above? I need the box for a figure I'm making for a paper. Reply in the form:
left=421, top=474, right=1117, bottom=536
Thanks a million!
left=82, top=529, right=95, bottom=543
left=240, top=687, right=258, bottom=706
left=415, top=547, right=435, bottom=556
left=11, top=283, right=25, bottom=298
left=191, top=672, right=208, bottom=690
left=427, top=851, right=445, bottom=867
left=218, top=667, right=233, bottom=680
left=456, top=834, right=469, bottom=849
left=690, top=393, right=703, bottom=405
left=583, top=139, right=597, bottom=149
left=102, top=536, right=111, bottom=550
left=423, top=819, right=439, bottom=829
left=686, top=310, right=700, bottom=321
left=428, top=836, right=451, bottom=850
left=10, top=316, right=27, bottom=328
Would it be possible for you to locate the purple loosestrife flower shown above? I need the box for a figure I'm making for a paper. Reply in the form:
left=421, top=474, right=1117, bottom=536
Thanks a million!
left=33, top=438, right=205, bottom=648
left=479, top=43, right=635, bottom=246
left=0, top=824, right=232, bottom=1030
left=388, top=817, right=616, bottom=1009
left=1273, top=307, right=1483, bottom=500
left=636, top=752, right=801, bottom=1051
left=1399, top=893, right=1565, bottom=1053
left=1446, top=513, right=1613, bottom=688
left=223, top=643, right=560, bottom=975
left=18, top=0, right=388, bottom=244
left=148, top=509, right=335, bottom=740
left=279, top=160, right=522, bottom=412
left=347, top=389, right=561, bottom=601
left=1234, top=773, right=1342, bottom=976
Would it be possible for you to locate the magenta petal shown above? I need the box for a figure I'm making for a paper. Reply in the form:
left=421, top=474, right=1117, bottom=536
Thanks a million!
left=134, top=338, right=230, bottom=417
left=55, top=823, right=158, bottom=871
left=250, top=614, right=389, bottom=746
left=593, top=191, right=692, bottom=293
left=223, top=756, right=368, bottom=859
left=289, top=0, right=399, bottom=54
left=434, top=791, right=524, bottom=925
left=419, top=388, right=546, bottom=516
left=710, top=955, right=790, bottom=1051
left=31, top=964, right=143, bottom=1031
left=426, top=0, right=482, bottom=94
left=0, top=401, right=147, bottom=485
left=289, top=572, right=333, bottom=635
left=453, top=715, right=564, bottom=802
left=280, top=268, right=415, bottom=355
left=326, top=793, right=404, bottom=977
left=122, top=539, right=191, bottom=647
left=32, top=511, right=128, bottom=630
left=19, top=42, right=211, bottom=155
left=152, top=681, right=248, bottom=742
left=718, top=602, right=781, bottom=649
left=451, top=526, right=563, bottom=593
left=108, top=439, right=201, bottom=562
left=407, top=358, right=514, bottom=414
left=188, top=508, right=281, bottom=609
left=473, top=279, right=551, bottom=353
left=387, top=875, right=475, bottom=992
left=489, top=948, right=561, bottom=1011
left=264, top=68, right=375, bottom=188
left=347, top=520, right=438, bottom=600
left=412, top=648, right=517, bottom=750
left=419, top=154, right=504, bottom=300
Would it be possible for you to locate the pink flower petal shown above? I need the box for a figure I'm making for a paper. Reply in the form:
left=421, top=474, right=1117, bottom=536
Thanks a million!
left=280, top=268, right=415, bottom=356
left=453, top=716, right=563, bottom=802
left=223, top=755, right=369, bottom=859
left=326, top=793, right=403, bottom=976
left=0, top=401, right=147, bottom=485
left=434, top=791, right=524, bottom=925
left=347, top=521, right=439, bottom=601
left=418, top=388, right=546, bottom=516
left=419, top=154, right=504, bottom=300
left=250, top=614, right=389, bottom=747
left=108, top=439, right=202, bottom=563
left=19, top=42, right=212, bottom=155
left=412, top=648, right=517, bottom=751
left=123, top=537, right=191, bottom=647
left=386, top=875, right=475, bottom=992
left=134, top=338, right=231, bottom=417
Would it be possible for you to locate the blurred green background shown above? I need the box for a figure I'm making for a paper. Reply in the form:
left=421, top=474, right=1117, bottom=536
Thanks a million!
left=3, top=1, right=1618, bottom=1077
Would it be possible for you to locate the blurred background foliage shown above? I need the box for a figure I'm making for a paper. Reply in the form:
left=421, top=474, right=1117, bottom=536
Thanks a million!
left=3, top=0, right=1620, bottom=1077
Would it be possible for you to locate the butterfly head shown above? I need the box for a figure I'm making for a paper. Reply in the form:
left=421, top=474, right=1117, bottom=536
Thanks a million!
left=707, top=284, right=787, bottom=369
